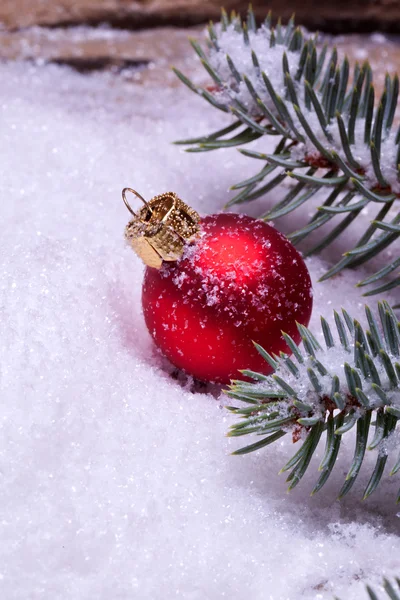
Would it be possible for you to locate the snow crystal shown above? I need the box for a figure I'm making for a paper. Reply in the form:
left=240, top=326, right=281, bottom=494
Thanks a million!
left=0, top=30, right=399, bottom=600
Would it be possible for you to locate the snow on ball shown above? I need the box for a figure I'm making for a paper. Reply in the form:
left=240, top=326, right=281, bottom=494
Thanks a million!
left=142, top=213, right=313, bottom=383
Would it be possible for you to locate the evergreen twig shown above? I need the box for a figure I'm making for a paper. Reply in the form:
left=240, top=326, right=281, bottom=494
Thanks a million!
left=226, top=301, right=400, bottom=501
left=174, top=7, right=400, bottom=293
left=362, top=577, right=400, bottom=600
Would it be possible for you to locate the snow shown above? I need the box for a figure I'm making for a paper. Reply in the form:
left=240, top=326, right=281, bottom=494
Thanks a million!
left=208, top=22, right=303, bottom=119
left=208, top=22, right=301, bottom=117
left=1, top=38, right=400, bottom=600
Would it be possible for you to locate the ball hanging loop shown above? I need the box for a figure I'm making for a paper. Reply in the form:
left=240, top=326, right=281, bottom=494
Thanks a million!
left=122, top=187, right=153, bottom=220
left=122, top=187, right=201, bottom=270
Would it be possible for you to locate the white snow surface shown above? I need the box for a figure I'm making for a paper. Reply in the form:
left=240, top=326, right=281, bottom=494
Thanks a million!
left=1, top=49, right=400, bottom=600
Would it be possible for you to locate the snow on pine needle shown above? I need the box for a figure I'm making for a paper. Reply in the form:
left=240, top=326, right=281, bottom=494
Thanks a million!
left=208, top=21, right=400, bottom=195
left=206, top=19, right=303, bottom=120
left=226, top=301, right=400, bottom=501
left=174, top=8, right=400, bottom=295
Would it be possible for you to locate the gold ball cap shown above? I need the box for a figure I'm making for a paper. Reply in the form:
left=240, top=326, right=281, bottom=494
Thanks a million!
left=123, top=189, right=201, bottom=269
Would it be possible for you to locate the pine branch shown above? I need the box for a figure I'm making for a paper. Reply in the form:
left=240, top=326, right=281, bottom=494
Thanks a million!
left=226, top=301, right=400, bottom=501
left=364, top=578, right=400, bottom=600
left=174, top=7, right=400, bottom=293
left=343, top=577, right=400, bottom=600
left=335, top=576, right=400, bottom=600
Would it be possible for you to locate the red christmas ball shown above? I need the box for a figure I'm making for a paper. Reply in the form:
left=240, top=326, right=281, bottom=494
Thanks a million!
left=142, top=213, right=313, bottom=384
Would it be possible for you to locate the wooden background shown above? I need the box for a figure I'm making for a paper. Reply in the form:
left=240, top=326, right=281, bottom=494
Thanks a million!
left=0, top=0, right=398, bottom=32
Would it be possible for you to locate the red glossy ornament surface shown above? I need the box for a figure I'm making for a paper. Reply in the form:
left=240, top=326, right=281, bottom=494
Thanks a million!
left=142, top=213, right=312, bottom=384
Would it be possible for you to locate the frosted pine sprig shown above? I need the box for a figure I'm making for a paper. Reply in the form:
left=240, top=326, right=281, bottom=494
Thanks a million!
left=340, top=576, right=400, bottom=600
left=174, top=8, right=400, bottom=295
left=363, top=578, right=400, bottom=600
left=226, top=301, right=400, bottom=501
